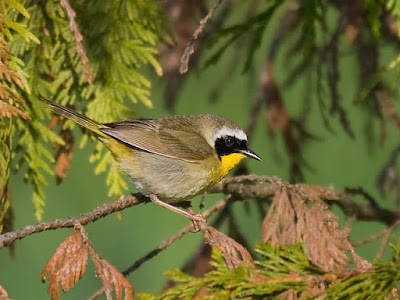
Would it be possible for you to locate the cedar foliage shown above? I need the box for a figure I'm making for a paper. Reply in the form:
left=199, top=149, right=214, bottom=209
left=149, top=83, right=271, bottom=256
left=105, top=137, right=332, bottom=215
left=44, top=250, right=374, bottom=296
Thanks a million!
left=0, top=0, right=164, bottom=225
left=139, top=243, right=400, bottom=300
left=2, top=0, right=400, bottom=299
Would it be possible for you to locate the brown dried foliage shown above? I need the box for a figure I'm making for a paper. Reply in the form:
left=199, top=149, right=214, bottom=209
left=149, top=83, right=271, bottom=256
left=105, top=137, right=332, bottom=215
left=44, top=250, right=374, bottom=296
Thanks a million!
left=41, top=225, right=134, bottom=300
left=262, top=185, right=370, bottom=272
left=90, top=255, right=134, bottom=300
left=0, top=37, right=29, bottom=120
left=276, top=289, right=298, bottom=300
left=203, top=225, right=254, bottom=269
left=50, top=117, right=75, bottom=184
left=0, top=100, right=30, bottom=119
left=0, top=38, right=23, bottom=90
left=41, top=230, right=89, bottom=300
left=0, top=285, right=12, bottom=300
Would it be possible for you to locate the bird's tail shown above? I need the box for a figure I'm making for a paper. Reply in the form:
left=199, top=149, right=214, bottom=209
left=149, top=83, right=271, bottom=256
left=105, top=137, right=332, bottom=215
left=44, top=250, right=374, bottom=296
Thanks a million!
left=41, top=98, right=104, bottom=135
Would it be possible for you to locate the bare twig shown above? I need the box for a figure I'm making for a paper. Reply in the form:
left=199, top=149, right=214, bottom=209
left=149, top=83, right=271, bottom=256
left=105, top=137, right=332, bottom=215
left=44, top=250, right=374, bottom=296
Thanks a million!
left=60, top=0, right=93, bottom=83
left=335, top=192, right=400, bottom=225
left=180, top=0, right=223, bottom=74
left=0, top=194, right=143, bottom=248
left=122, top=195, right=232, bottom=276
left=352, top=228, right=387, bottom=247
left=377, top=87, right=400, bottom=134
left=376, top=220, right=400, bottom=259
left=344, top=187, right=379, bottom=208
left=123, top=224, right=192, bottom=276
left=87, top=287, right=106, bottom=300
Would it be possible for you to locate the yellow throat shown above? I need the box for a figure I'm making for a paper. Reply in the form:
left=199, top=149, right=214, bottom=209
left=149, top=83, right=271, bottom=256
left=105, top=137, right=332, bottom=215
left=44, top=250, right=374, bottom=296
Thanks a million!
left=219, top=153, right=246, bottom=176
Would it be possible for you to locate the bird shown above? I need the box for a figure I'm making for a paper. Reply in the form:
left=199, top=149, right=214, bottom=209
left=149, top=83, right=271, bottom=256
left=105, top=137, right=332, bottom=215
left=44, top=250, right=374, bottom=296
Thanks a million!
left=42, top=99, right=261, bottom=221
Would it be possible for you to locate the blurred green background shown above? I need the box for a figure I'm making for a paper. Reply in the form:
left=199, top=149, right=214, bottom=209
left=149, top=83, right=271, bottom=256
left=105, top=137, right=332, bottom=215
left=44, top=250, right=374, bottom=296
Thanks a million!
left=1, top=7, right=400, bottom=300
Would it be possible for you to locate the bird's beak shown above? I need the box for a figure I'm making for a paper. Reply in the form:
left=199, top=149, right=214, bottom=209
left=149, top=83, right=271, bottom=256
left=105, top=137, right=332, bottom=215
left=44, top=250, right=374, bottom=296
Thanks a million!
left=239, top=149, right=262, bottom=161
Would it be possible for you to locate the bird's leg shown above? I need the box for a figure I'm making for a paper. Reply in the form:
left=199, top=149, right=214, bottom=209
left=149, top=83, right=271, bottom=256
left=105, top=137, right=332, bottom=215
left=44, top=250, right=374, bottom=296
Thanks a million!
left=149, top=194, right=206, bottom=224
left=183, top=206, right=208, bottom=232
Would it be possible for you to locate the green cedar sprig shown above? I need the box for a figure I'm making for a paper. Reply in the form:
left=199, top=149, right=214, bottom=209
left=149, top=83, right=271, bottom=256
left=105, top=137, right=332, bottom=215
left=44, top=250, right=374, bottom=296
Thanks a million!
left=139, top=242, right=400, bottom=300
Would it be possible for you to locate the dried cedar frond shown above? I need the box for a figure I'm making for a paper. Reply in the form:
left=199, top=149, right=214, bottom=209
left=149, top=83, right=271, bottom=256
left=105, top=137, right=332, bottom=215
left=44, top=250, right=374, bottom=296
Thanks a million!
left=276, top=289, right=297, bottom=300
left=0, top=285, right=12, bottom=300
left=0, top=100, right=30, bottom=120
left=41, top=230, right=89, bottom=300
left=91, top=254, right=134, bottom=300
left=54, top=128, right=75, bottom=185
left=262, top=185, right=370, bottom=272
left=203, top=226, right=254, bottom=269
left=42, top=225, right=134, bottom=300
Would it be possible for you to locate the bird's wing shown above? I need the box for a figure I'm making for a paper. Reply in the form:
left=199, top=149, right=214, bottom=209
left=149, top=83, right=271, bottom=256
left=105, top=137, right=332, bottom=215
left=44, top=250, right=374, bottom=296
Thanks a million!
left=100, top=118, right=214, bottom=162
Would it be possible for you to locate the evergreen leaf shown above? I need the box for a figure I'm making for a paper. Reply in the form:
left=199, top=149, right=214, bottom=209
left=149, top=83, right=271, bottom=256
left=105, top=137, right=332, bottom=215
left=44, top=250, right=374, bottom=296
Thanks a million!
left=4, top=20, right=40, bottom=44
left=4, top=0, right=30, bottom=18
left=206, top=0, right=282, bottom=68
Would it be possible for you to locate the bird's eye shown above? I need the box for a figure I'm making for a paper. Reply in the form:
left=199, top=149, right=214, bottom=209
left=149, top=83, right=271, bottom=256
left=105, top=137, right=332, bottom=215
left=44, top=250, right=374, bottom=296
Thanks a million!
left=225, top=136, right=234, bottom=147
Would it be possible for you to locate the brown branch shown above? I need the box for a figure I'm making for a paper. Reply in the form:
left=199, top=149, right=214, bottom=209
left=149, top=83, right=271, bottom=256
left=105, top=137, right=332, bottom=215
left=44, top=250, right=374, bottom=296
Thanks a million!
left=376, top=219, right=400, bottom=259
left=334, top=192, right=400, bottom=225
left=88, top=287, right=106, bottom=300
left=353, top=219, right=400, bottom=259
left=0, top=194, right=144, bottom=248
left=352, top=228, right=387, bottom=247
left=180, top=0, right=223, bottom=74
left=1, top=175, right=400, bottom=251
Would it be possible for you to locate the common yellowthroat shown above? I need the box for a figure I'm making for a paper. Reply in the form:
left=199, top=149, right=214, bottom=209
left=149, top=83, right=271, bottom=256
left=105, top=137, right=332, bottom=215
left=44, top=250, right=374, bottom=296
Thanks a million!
left=43, top=99, right=261, bottom=220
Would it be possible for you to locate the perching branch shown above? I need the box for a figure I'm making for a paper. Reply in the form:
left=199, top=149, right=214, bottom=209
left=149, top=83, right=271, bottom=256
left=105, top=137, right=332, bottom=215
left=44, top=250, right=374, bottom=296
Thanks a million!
left=0, top=194, right=144, bottom=248
left=1, top=175, right=400, bottom=250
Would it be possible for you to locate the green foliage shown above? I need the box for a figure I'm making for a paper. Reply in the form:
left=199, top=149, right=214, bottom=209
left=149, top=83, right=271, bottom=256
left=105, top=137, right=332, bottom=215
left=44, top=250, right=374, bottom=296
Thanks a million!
left=0, top=0, right=41, bottom=226
left=364, top=0, right=384, bottom=37
left=1, top=0, right=164, bottom=222
left=299, top=0, right=322, bottom=61
left=254, top=242, right=324, bottom=277
left=72, top=0, right=164, bottom=200
left=140, top=242, right=400, bottom=300
left=364, top=0, right=400, bottom=38
left=387, top=0, right=400, bottom=38
left=323, top=244, right=400, bottom=300
left=139, top=243, right=316, bottom=300
left=357, top=0, right=400, bottom=101
left=204, top=0, right=325, bottom=71
left=205, top=0, right=283, bottom=69
left=0, top=121, right=12, bottom=231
